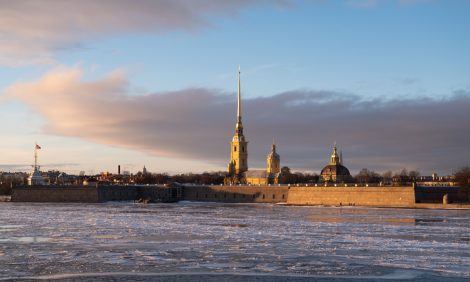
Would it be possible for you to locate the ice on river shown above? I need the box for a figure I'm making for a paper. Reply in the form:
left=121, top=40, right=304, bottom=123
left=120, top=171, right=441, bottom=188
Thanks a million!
left=0, top=202, right=469, bottom=281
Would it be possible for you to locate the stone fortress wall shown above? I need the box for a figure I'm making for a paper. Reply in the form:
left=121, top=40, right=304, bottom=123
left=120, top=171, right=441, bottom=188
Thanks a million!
left=12, top=185, right=181, bottom=203
left=11, top=184, right=468, bottom=207
left=286, top=186, right=416, bottom=207
left=182, top=185, right=289, bottom=203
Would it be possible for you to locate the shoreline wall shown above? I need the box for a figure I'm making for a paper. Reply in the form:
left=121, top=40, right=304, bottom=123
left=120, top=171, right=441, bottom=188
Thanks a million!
left=182, top=185, right=288, bottom=203
left=11, top=184, right=468, bottom=207
left=11, top=185, right=180, bottom=203
left=286, top=186, right=416, bottom=207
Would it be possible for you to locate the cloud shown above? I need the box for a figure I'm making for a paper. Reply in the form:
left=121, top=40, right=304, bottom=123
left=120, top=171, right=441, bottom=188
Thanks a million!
left=0, top=0, right=286, bottom=66
left=5, top=67, right=470, bottom=174
left=347, top=0, right=378, bottom=8
left=347, top=0, right=433, bottom=8
left=399, top=0, right=432, bottom=6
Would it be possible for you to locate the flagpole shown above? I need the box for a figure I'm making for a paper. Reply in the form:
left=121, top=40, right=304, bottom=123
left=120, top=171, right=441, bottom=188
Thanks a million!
left=34, top=143, right=37, bottom=171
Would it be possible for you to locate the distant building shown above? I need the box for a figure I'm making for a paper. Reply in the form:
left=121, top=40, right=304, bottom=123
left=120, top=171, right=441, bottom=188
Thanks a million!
left=416, top=173, right=457, bottom=187
left=244, top=143, right=281, bottom=185
left=227, top=66, right=248, bottom=178
left=225, top=67, right=281, bottom=185
left=320, top=144, right=353, bottom=183
left=28, top=144, right=44, bottom=186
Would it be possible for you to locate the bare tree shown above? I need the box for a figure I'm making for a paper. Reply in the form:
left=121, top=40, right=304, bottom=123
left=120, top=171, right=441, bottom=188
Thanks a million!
left=355, top=168, right=381, bottom=184
left=455, top=167, right=470, bottom=188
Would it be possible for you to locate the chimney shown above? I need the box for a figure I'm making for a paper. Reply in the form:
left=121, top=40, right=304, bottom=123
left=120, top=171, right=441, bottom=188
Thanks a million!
left=118, top=165, right=121, bottom=175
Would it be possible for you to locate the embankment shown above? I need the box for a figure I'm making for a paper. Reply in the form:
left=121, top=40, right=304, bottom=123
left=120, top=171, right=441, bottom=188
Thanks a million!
left=286, top=186, right=416, bottom=207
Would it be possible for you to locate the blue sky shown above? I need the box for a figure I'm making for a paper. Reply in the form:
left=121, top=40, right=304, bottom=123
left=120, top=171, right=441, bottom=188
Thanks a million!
left=0, top=0, right=469, bottom=175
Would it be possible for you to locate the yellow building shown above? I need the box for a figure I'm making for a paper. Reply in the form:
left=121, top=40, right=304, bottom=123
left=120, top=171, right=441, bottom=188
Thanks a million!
left=227, top=66, right=248, bottom=176
left=320, top=143, right=353, bottom=183
left=267, top=143, right=280, bottom=174
left=225, top=67, right=281, bottom=185
left=244, top=142, right=281, bottom=185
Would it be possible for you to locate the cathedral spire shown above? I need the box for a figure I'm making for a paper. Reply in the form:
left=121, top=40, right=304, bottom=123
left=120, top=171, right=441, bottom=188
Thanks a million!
left=228, top=65, right=248, bottom=177
left=235, top=66, right=243, bottom=135
left=237, top=65, right=241, bottom=122
left=330, top=142, right=340, bottom=165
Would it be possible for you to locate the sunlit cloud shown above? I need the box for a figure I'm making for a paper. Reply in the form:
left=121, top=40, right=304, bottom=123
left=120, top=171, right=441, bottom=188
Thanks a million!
left=4, top=66, right=470, bottom=174
left=347, top=0, right=433, bottom=8
left=0, top=0, right=287, bottom=66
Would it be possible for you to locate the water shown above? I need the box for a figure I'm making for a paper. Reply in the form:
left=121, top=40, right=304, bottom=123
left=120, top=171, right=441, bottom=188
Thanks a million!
left=0, top=202, right=469, bottom=281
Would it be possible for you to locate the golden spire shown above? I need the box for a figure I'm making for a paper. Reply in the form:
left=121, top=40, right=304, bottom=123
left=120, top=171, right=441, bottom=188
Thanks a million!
left=237, top=65, right=241, bottom=122
left=235, top=65, right=244, bottom=135
left=330, top=142, right=340, bottom=165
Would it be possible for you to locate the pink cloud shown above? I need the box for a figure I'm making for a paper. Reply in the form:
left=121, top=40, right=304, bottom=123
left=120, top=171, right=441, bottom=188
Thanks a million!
left=5, top=66, right=470, bottom=174
left=0, top=0, right=286, bottom=66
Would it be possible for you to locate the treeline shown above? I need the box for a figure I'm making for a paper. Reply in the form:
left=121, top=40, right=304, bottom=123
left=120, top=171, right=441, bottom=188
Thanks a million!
left=455, top=167, right=470, bottom=189
left=132, top=167, right=320, bottom=185
left=133, top=166, right=470, bottom=187
left=354, top=168, right=421, bottom=184
left=0, top=174, right=28, bottom=195
left=133, top=171, right=227, bottom=185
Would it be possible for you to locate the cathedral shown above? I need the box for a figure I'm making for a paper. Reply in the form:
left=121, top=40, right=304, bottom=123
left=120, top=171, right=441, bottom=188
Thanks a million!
left=225, top=67, right=281, bottom=185
left=320, top=143, right=353, bottom=183
left=225, top=67, right=352, bottom=185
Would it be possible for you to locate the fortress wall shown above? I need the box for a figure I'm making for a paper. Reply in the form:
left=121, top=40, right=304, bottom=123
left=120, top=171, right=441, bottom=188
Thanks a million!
left=286, top=186, right=416, bottom=207
left=97, top=186, right=140, bottom=202
left=12, top=185, right=180, bottom=203
left=139, top=186, right=181, bottom=202
left=415, top=186, right=468, bottom=203
left=12, top=187, right=101, bottom=202
left=182, top=185, right=288, bottom=203
left=10, top=185, right=469, bottom=207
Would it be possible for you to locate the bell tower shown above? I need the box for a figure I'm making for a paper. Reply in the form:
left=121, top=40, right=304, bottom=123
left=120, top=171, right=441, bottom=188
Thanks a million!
left=228, top=66, right=248, bottom=175
left=267, top=142, right=280, bottom=174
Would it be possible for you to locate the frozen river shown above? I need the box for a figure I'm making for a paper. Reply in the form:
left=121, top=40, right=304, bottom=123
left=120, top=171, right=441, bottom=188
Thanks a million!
left=0, top=202, right=469, bottom=281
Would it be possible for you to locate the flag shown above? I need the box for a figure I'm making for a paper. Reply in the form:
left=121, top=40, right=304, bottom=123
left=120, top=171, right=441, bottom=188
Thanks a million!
left=36, top=144, right=41, bottom=150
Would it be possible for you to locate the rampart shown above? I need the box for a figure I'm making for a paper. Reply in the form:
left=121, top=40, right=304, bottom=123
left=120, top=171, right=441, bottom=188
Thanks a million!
left=415, top=186, right=468, bottom=203
left=10, top=184, right=469, bottom=208
left=182, top=185, right=288, bottom=203
left=12, top=185, right=181, bottom=203
left=286, top=186, right=416, bottom=207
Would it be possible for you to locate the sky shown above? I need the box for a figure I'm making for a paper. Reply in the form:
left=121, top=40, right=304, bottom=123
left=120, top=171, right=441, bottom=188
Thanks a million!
left=0, top=0, right=469, bottom=176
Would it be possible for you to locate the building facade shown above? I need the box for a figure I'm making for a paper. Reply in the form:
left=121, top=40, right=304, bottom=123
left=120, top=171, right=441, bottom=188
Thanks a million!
left=227, top=66, right=248, bottom=177
left=320, top=144, right=353, bottom=183
left=225, top=67, right=281, bottom=185
left=245, top=143, right=281, bottom=185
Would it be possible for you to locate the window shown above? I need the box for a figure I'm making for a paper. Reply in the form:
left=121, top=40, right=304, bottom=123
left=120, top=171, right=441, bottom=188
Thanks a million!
left=234, top=146, right=237, bottom=152
left=273, top=194, right=276, bottom=199
left=262, top=194, right=265, bottom=199
left=242, top=146, right=245, bottom=152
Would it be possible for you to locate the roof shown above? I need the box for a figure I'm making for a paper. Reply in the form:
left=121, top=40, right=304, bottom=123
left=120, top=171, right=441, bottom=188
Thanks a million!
left=244, top=170, right=269, bottom=178
left=320, top=164, right=351, bottom=176
left=244, top=170, right=280, bottom=179
left=267, top=151, right=280, bottom=160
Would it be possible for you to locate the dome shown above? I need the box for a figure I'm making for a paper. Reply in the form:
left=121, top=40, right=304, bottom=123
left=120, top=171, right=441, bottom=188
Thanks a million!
left=267, top=143, right=280, bottom=160
left=267, top=151, right=280, bottom=160
left=320, top=164, right=351, bottom=177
